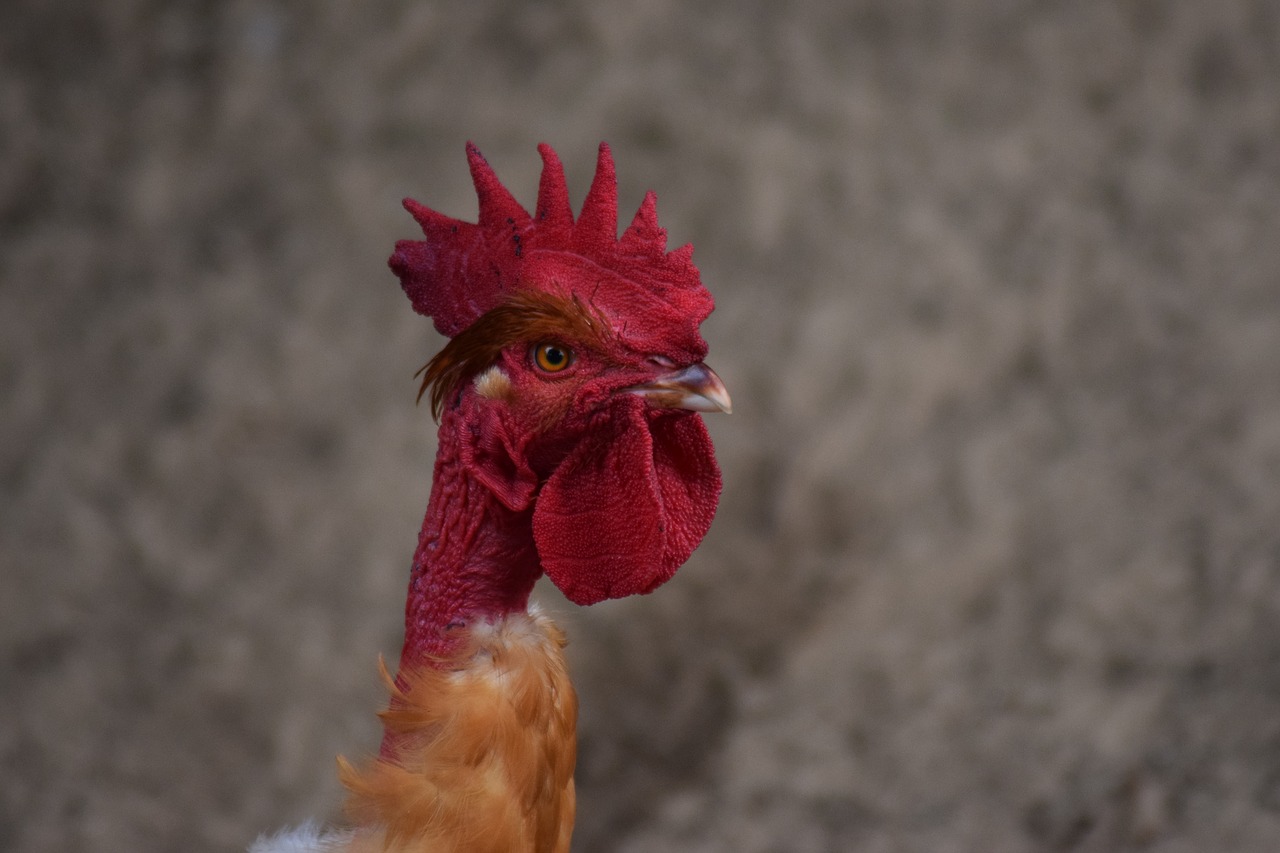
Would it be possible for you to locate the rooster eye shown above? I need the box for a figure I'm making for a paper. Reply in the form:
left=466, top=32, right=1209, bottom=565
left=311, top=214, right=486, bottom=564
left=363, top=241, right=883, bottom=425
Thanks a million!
left=533, top=343, right=574, bottom=373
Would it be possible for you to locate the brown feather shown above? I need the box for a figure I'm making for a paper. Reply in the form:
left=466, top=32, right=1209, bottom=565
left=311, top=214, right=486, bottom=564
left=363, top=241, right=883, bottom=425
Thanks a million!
left=415, top=291, right=612, bottom=418
left=338, top=608, right=578, bottom=853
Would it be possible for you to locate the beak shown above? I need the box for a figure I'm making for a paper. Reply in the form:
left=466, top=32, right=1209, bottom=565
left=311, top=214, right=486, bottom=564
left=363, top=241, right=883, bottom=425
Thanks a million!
left=626, top=362, right=733, bottom=414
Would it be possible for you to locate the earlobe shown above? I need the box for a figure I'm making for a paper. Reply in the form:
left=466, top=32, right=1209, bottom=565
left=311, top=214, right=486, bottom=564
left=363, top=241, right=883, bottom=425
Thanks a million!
left=457, top=400, right=539, bottom=512
left=472, top=365, right=514, bottom=402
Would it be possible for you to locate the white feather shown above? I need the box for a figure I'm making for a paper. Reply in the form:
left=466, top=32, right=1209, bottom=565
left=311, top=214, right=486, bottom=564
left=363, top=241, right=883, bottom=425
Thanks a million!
left=248, top=821, right=354, bottom=853
left=472, top=365, right=513, bottom=400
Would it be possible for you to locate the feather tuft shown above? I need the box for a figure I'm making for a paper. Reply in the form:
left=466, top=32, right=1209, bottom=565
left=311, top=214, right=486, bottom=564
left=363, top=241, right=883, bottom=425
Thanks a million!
left=414, top=291, right=611, bottom=419
left=248, top=821, right=356, bottom=853
left=339, top=608, right=577, bottom=853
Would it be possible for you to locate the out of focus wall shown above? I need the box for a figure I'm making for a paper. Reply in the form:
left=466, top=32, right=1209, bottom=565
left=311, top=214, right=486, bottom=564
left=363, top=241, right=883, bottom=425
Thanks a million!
left=4, top=2, right=1280, bottom=850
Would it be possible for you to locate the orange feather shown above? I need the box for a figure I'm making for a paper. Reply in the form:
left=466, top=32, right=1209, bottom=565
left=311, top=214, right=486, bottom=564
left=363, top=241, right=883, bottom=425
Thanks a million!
left=337, top=607, right=578, bottom=853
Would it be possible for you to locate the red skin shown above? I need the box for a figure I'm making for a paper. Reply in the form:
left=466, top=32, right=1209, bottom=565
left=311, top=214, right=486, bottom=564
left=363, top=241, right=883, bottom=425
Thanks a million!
left=401, top=408, right=542, bottom=664
left=397, top=339, right=701, bottom=663
left=383, top=342, right=718, bottom=758
left=380, top=142, right=722, bottom=759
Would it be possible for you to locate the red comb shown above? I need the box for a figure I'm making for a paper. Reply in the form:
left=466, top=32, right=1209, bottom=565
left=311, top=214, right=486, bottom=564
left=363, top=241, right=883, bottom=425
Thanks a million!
left=390, top=143, right=713, bottom=356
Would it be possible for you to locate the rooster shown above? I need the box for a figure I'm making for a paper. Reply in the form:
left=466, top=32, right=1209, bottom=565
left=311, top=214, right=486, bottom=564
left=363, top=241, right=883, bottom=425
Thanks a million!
left=252, top=142, right=730, bottom=853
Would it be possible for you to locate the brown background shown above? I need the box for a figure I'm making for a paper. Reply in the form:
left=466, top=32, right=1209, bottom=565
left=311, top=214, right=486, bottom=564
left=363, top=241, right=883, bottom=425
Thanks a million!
left=5, top=2, right=1280, bottom=851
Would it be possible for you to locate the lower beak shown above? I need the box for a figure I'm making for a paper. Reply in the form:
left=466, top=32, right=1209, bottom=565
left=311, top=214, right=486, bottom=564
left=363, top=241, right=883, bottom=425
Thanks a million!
left=625, top=362, right=733, bottom=414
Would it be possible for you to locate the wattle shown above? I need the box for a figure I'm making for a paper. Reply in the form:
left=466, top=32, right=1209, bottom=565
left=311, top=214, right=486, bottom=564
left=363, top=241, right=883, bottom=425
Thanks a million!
left=533, top=401, right=721, bottom=605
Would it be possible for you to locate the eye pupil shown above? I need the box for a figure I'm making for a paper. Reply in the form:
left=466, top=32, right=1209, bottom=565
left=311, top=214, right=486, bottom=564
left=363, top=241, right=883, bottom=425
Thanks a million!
left=535, top=343, right=573, bottom=372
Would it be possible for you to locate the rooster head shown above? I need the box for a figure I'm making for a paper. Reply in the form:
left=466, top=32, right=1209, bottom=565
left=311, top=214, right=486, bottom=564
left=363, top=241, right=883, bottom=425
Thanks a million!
left=390, top=142, right=729, bottom=606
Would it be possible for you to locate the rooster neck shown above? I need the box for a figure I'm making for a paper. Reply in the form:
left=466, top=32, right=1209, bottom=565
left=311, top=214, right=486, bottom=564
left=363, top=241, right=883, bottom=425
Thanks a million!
left=398, top=409, right=543, bottom=669
left=347, top=607, right=578, bottom=853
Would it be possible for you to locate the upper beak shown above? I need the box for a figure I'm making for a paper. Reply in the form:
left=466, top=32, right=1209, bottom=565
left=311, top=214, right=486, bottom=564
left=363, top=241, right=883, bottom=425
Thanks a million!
left=625, top=362, right=732, bottom=414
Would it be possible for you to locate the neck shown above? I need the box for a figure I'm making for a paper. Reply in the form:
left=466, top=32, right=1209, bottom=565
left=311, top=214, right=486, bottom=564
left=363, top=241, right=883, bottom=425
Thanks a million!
left=397, top=407, right=542, bottom=669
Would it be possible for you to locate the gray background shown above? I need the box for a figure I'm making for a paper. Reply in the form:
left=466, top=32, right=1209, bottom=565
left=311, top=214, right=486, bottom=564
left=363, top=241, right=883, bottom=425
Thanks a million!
left=5, top=2, right=1280, bottom=851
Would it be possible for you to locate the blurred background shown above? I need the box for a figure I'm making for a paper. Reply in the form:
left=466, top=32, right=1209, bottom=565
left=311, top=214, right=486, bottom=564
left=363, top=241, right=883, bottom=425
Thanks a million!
left=4, top=1, right=1280, bottom=850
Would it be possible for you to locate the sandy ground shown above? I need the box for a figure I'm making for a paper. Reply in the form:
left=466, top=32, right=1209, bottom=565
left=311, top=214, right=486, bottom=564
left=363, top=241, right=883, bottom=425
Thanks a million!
left=5, top=2, right=1280, bottom=851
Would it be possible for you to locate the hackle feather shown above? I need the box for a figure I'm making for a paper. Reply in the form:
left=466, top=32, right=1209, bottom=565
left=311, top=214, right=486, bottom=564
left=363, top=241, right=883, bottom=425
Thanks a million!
left=338, top=608, right=578, bottom=853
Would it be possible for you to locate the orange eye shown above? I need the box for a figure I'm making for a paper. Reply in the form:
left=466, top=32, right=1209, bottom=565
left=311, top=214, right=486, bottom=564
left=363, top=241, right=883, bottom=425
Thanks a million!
left=533, top=342, right=573, bottom=373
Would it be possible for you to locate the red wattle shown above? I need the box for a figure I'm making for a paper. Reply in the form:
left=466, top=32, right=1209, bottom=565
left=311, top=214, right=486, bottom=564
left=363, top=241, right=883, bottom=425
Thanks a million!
left=533, top=402, right=721, bottom=605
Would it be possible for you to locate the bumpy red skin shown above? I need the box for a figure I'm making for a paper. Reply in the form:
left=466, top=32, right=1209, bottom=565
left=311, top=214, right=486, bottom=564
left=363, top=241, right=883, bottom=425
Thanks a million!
left=383, top=143, right=721, bottom=757
left=399, top=352, right=720, bottom=663
left=401, top=405, right=543, bottom=664
left=384, top=371, right=719, bottom=760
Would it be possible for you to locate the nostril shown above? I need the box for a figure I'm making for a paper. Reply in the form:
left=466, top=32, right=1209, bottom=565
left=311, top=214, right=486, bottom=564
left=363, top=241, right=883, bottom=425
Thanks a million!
left=648, top=355, right=677, bottom=369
